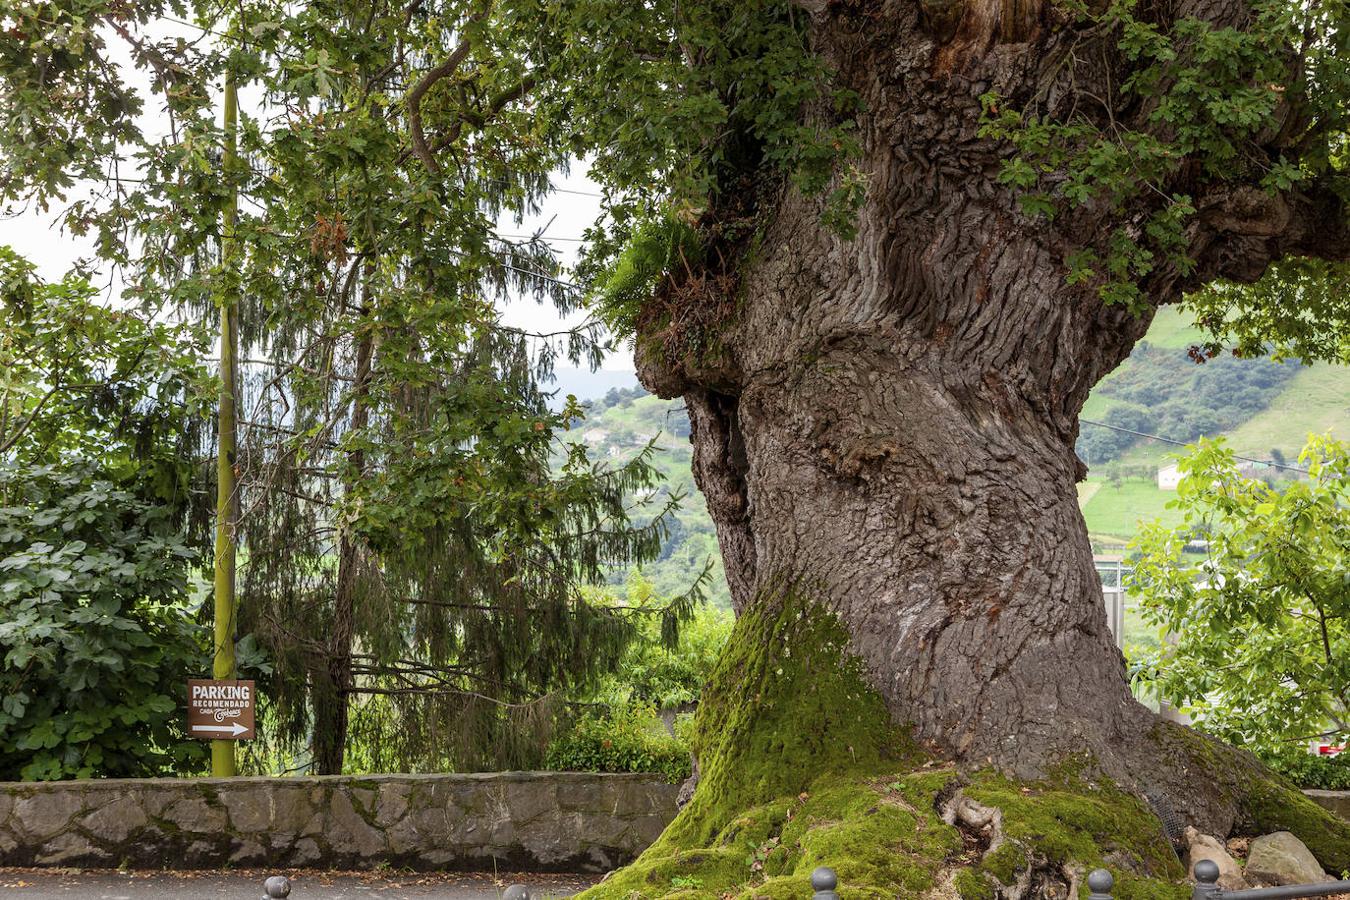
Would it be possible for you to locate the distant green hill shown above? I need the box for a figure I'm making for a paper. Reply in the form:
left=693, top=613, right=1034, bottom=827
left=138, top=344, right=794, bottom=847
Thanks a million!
left=577, top=317, right=1350, bottom=602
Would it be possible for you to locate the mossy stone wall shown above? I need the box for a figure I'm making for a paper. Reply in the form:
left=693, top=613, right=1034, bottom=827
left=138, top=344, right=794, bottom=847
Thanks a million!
left=0, top=772, right=677, bottom=871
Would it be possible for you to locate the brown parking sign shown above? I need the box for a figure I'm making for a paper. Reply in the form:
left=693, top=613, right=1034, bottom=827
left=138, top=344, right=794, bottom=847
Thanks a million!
left=187, top=679, right=256, bottom=740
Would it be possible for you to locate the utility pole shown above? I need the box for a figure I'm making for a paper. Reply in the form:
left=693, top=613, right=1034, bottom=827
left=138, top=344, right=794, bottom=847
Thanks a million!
left=211, top=67, right=241, bottom=778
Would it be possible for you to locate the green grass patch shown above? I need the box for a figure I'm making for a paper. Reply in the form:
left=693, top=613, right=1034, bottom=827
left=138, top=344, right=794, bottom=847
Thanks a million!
left=1079, top=476, right=1184, bottom=541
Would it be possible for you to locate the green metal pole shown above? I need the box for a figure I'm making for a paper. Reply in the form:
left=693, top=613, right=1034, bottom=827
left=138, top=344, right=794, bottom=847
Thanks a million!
left=211, top=70, right=240, bottom=778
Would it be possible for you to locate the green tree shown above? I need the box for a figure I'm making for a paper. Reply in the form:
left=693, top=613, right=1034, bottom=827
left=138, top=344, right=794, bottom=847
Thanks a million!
left=10, top=0, right=1350, bottom=891
left=1130, top=436, right=1350, bottom=753
left=0, top=1, right=695, bottom=775
left=0, top=249, right=213, bottom=779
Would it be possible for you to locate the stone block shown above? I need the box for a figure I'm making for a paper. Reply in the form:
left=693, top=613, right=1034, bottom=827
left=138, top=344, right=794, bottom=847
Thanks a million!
left=14, top=791, right=83, bottom=840
left=504, top=780, right=558, bottom=826
left=270, top=786, right=315, bottom=833
left=80, top=794, right=148, bottom=845
left=327, top=790, right=386, bottom=859
left=375, top=781, right=410, bottom=827
left=290, top=837, right=322, bottom=866
left=162, top=796, right=228, bottom=835
left=229, top=837, right=268, bottom=866
left=219, top=786, right=271, bottom=833
left=36, top=832, right=108, bottom=866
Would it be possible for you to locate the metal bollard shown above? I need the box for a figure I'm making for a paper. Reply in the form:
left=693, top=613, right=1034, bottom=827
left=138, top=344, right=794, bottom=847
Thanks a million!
left=1087, top=869, right=1114, bottom=900
left=1192, top=859, right=1223, bottom=900
left=811, top=867, right=839, bottom=900
left=263, top=875, right=291, bottom=899
left=502, top=885, right=532, bottom=900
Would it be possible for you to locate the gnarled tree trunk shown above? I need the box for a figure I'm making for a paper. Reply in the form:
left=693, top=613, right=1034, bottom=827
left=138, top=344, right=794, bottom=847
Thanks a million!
left=610, top=0, right=1350, bottom=894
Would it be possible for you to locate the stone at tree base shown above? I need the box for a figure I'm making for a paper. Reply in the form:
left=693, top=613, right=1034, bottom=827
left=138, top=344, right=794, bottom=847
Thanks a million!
left=1183, top=826, right=1246, bottom=890
left=1245, top=832, right=1328, bottom=886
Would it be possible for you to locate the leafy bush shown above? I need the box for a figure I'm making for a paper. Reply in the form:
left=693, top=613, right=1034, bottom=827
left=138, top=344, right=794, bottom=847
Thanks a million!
left=544, top=704, right=693, bottom=783
left=1262, top=747, right=1350, bottom=791
left=592, top=577, right=733, bottom=709
left=0, top=463, right=209, bottom=780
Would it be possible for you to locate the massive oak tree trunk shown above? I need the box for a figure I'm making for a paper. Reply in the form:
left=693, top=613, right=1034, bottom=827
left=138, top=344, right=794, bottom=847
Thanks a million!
left=621, top=0, right=1350, bottom=883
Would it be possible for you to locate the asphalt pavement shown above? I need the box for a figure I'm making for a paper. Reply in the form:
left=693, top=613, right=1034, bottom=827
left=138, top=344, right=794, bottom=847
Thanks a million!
left=0, top=869, right=600, bottom=899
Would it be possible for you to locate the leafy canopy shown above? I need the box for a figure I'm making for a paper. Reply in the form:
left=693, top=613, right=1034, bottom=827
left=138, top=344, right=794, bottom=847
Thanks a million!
left=1129, top=436, right=1350, bottom=752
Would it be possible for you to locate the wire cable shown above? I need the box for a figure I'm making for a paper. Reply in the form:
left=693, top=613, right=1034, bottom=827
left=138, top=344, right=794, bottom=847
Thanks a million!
left=1080, top=418, right=1310, bottom=474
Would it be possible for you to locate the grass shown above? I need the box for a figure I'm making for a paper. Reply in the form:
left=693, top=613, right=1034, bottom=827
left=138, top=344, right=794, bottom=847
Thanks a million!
left=1220, top=363, right=1350, bottom=458
left=1079, top=476, right=1184, bottom=540
left=1138, top=307, right=1206, bottom=349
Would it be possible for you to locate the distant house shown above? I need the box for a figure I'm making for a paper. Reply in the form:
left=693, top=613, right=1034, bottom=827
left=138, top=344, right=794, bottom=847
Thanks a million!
left=1157, top=463, right=1182, bottom=491
left=582, top=428, right=609, bottom=445
left=1158, top=458, right=1273, bottom=491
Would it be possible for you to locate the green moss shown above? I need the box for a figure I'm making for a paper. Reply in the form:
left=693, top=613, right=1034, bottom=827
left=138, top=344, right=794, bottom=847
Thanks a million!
left=963, top=771, right=1181, bottom=883
left=1243, top=779, right=1350, bottom=876
left=579, top=596, right=1196, bottom=900
left=661, top=594, right=920, bottom=850
left=952, top=867, right=996, bottom=900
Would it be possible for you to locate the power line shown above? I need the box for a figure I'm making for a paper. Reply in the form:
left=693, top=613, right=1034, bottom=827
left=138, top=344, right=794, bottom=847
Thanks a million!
left=1080, top=418, right=1310, bottom=474
left=496, top=233, right=586, bottom=243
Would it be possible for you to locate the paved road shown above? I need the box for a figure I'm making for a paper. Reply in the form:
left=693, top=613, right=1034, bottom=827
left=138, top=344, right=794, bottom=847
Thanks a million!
left=0, top=869, right=600, bottom=899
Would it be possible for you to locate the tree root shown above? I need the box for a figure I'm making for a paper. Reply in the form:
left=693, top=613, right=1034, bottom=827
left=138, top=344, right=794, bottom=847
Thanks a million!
left=578, top=600, right=1350, bottom=898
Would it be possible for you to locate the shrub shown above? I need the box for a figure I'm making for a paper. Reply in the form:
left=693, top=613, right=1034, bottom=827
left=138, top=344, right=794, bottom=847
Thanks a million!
left=544, top=704, right=693, bottom=783
left=1262, top=747, right=1350, bottom=791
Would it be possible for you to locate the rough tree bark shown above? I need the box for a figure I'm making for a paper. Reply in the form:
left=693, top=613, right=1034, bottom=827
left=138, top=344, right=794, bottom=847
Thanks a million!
left=607, top=0, right=1350, bottom=894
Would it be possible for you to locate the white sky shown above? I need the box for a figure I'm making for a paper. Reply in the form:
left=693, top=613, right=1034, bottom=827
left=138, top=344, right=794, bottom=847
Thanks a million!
left=0, top=16, right=634, bottom=373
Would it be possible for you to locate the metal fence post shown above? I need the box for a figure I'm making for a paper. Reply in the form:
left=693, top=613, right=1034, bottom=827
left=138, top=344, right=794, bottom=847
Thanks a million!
left=263, top=875, right=291, bottom=899
left=811, top=867, right=839, bottom=900
left=1087, top=869, right=1115, bottom=899
left=1192, top=859, right=1223, bottom=900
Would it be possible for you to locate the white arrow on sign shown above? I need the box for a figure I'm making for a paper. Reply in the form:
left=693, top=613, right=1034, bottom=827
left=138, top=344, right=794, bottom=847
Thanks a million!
left=191, top=722, right=248, bottom=737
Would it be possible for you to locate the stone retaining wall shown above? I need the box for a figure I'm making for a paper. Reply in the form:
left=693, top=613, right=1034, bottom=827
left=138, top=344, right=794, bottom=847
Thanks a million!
left=1305, top=789, right=1350, bottom=821
left=0, top=772, right=678, bottom=872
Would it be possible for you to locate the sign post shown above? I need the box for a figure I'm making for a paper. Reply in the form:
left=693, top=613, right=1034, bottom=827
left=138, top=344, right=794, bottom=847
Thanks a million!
left=188, top=679, right=256, bottom=742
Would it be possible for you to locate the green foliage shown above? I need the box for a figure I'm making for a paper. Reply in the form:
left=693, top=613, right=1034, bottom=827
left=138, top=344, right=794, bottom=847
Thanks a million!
left=981, top=0, right=1350, bottom=329
left=2, top=0, right=713, bottom=772
left=0, top=463, right=208, bottom=780
left=1185, top=258, right=1350, bottom=365
left=1261, top=746, right=1350, bottom=791
left=544, top=704, right=693, bottom=783
left=0, top=251, right=215, bottom=780
left=1077, top=343, right=1298, bottom=465
left=1128, top=435, right=1350, bottom=752
left=594, top=215, right=703, bottom=342
left=585, top=574, right=733, bottom=709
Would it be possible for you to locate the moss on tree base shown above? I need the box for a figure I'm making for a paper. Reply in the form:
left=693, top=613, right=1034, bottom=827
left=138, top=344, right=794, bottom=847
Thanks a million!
left=580, top=596, right=1350, bottom=899
left=584, top=763, right=1190, bottom=900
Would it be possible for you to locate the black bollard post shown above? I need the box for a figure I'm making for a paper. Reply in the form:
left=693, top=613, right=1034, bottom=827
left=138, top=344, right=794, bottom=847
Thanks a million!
left=811, top=867, right=839, bottom=900
left=1087, top=869, right=1114, bottom=900
left=1191, top=859, right=1223, bottom=900
left=263, top=875, right=291, bottom=899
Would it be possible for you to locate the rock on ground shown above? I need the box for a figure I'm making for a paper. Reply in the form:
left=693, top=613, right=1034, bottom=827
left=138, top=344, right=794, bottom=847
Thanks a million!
left=1246, top=831, right=1329, bottom=886
left=1184, top=826, right=1246, bottom=891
